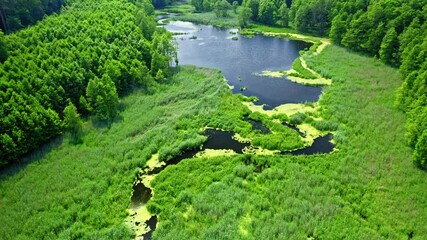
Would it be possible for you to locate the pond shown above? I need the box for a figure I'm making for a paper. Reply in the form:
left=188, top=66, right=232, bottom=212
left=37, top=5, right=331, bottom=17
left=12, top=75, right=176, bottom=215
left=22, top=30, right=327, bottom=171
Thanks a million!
left=163, top=21, right=323, bottom=109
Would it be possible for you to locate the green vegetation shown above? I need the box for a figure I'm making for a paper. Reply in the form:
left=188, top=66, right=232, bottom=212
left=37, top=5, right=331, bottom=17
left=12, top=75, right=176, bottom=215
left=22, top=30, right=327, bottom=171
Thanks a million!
left=148, top=44, right=427, bottom=239
left=0, top=0, right=65, bottom=33
left=0, top=66, right=247, bottom=239
left=279, top=0, right=427, bottom=164
left=171, top=5, right=240, bottom=28
left=0, top=0, right=175, bottom=166
left=289, top=58, right=318, bottom=79
left=2, top=0, right=427, bottom=239
left=155, top=3, right=196, bottom=14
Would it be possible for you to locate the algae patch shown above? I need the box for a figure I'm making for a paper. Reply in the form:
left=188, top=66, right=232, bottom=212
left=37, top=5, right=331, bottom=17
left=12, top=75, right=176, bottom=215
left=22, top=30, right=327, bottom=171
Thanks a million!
left=242, top=101, right=316, bottom=117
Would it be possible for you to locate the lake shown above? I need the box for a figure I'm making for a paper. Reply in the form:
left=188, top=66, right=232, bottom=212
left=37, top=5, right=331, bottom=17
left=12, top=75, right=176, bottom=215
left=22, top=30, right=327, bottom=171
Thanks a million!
left=164, top=21, right=323, bottom=109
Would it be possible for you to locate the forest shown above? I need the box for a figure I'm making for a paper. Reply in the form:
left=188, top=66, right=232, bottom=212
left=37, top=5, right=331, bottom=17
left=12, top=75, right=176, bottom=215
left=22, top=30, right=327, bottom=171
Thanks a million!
left=0, top=0, right=175, bottom=166
left=1, top=0, right=427, bottom=239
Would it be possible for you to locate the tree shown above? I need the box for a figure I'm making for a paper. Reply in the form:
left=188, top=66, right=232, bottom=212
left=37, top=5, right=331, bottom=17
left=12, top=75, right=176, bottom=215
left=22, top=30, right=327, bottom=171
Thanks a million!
left=86, top=75, right=119, bottom=121
left=135, top=9, right=156, bottom=40
left=341, top=11, right=371, bottom=52
left=191, top=0, right=204, bottom=12
left=379, top=27, right=399, bottom=66
left=243, top=0, right=259, bottom=21
left=329, top=13, right=347, bottom=44
left=214, top=0, right=232, bottom=17
left=361, top=22, right=385, bottom=55
left=0, top=29, right=7, bottom=62
left=232, top=1, right=238, bottom=13
left=292, top=3, right=311, bottom=32
left=258, top=0, right=276, bottom=25
left=277, top=3, right=290, bottom=27
left=63, top=101, right=83, bottom=133
left=238, top=6, right=252, bottom=27
left=413, top=128, right=427, bottom=170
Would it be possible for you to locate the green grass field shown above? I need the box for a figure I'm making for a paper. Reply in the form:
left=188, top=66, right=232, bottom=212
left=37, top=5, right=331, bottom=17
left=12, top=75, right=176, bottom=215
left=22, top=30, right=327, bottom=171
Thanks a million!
left=0, top=66, right=249, bottom=239
left=148, top=45, right=427, bottom=239
left=168, top=5, right=241, bottom=28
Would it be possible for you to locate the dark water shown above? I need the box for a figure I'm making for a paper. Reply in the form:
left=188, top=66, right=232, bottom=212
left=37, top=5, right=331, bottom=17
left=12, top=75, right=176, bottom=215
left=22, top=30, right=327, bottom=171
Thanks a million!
left=285, top=133, right=334, bottom=155
left=134, top=129, right=334, bottom=239
left=143, top=216, right=158, bottom=240
left=244, top=116, right=271, bottom=134
left=131, top=182, right=152, bottom=206
left=203, top=129, right=250, bottom=153
left=164, top=21, right=322, bottom=109
left=282, top=122, right=306, bottom=137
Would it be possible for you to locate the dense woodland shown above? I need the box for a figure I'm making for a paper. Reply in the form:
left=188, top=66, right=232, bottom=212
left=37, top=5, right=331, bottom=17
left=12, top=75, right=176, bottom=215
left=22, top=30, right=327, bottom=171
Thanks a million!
left=0, top=0, right=175, bottom=166
left=189, top=0, right=427, bottom=167
left=0, top=0, right=66, bottom=33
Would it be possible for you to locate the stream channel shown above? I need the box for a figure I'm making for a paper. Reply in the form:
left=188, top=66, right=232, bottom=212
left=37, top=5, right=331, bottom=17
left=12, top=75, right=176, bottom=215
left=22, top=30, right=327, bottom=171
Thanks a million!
left=129, top=19, right=334, bottom=239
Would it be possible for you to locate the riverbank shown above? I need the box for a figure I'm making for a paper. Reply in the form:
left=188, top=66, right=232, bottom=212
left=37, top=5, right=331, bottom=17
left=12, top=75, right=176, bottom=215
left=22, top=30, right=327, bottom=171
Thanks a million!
left=147, top=9, right=427, bottom=238
left=0, top=66, right=252, bottom=239
left=147, top=45, right=427, bottom=240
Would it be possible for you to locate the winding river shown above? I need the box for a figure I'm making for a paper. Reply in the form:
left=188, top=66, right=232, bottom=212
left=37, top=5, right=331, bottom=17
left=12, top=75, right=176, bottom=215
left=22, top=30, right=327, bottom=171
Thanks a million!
left=129, top=20, right=334, bottom=240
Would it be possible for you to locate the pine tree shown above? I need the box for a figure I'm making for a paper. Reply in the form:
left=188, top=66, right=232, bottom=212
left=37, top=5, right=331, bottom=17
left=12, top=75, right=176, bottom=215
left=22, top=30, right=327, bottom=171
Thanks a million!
left=238, top=6, right=252, bottom=27
left=379, top=27, right=399, bottom=66
left=86, top=75, right=119, bottom=121
left=413, top=128, right=427, bottom=170
left=63, top=101, right=83, bottom=133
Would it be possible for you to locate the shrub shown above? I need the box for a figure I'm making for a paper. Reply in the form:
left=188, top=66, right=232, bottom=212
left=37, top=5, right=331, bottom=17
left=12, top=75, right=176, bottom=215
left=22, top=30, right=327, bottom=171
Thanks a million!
left=289, top=112, right=307, bottom=125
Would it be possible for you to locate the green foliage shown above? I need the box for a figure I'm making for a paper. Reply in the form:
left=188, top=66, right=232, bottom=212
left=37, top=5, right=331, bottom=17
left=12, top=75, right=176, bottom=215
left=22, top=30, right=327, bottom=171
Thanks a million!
left=0, top=66, right=247, bottom=239
left=277, top=3, right=290, bottom=27
left=0, top=30, right=7, bottom=62
left=289, top=0, right=331, bottom=35
left=214, top=0, right=232, bottom=17
left=379, top=28, right=399, bottom=67
left=238, top=6, right=252, bottom=27
left=174, top=9, right=240, bottom=28
left=0, top=0, right=174, bottom=164
left=286, top=0, right=427, bottom=165
left=242, top=0, right=259, bottom=21
left=289, top=112, right=307, bottom=125
left=0, top=0, right=65, bottom=33
left=257, top=0, right=276, bottom=25
left=232, top=1, right=238, bottom=13
left=86, top=75, right=120, bottom=121
left=63, top=102, right=83, bottom=133
left=289, top=58, right=318, bottom=79
left=311, top=120, right=339, bottom=131
left=413, top=129, right=427, bottom=169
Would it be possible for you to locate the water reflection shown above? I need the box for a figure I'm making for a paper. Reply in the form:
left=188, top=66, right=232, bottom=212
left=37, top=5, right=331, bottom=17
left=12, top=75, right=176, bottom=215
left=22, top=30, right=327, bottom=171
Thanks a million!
left=164, top=21, right=322, bottom=109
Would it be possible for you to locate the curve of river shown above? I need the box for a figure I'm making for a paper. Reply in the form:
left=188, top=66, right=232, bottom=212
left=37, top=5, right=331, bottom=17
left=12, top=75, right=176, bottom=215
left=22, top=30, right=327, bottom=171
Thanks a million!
left=128, top=20, right=334, bottom=240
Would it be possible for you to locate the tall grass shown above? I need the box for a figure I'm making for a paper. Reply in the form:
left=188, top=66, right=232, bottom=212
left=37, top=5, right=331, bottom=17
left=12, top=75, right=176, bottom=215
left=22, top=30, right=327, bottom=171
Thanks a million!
left=149, top=45, right=427, bottom=239
left=0, top=66, right=246, bottom=239
left=2, top=43, right=427, bottom=239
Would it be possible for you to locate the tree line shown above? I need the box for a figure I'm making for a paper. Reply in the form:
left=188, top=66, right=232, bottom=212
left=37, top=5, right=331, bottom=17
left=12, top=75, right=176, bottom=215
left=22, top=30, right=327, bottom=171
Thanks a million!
left=0, top=0, right=176, bottom=166
left=286, top=0, right=427, bottom=169
left=0, top=0, right=66, bottom=33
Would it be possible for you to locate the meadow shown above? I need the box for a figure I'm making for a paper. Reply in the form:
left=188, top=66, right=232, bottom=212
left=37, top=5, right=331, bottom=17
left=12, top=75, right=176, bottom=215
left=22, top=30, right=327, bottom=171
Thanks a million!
left=148, top=45, right=427, bottom=239
left=0, top=66, right=251, bottom=239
